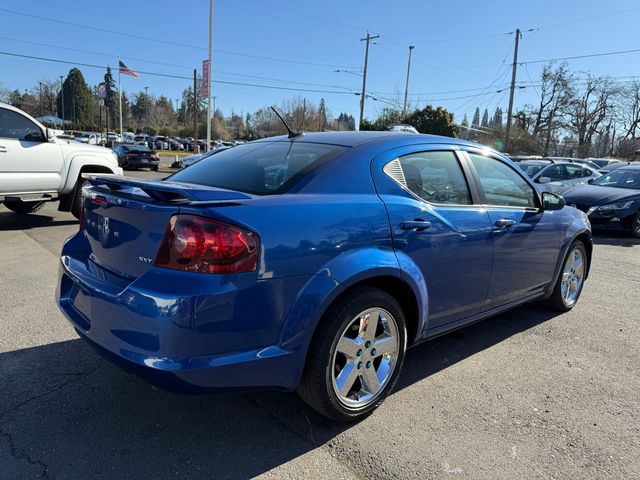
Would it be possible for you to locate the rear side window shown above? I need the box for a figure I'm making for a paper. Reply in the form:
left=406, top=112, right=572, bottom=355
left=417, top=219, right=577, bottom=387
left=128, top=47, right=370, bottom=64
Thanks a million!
left=565, top=164, right=592, bottom=179
left=392, top=151, right=471, bottom=205
left=169, top=141, right=347, bottom=195
left=468, top=153, right=537, bottom=208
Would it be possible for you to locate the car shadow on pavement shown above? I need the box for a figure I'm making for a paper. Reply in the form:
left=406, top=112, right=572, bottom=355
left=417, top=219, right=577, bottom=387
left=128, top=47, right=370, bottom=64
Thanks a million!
left=592, top=231, right=638, bottom=248
left=0, top=303, right=559, bottom=478
left=0, top=211, right=77, bottom=231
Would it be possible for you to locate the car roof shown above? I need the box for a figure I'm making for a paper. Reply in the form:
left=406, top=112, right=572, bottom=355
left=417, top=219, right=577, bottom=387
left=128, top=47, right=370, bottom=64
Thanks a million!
left=616, top=163, right=640, bottom=171
left=253, top=131, right=489, bottom=150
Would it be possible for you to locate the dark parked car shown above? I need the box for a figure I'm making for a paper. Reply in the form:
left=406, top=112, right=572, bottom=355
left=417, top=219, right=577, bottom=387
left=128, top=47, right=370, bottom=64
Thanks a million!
left=517, top=160, right=600, bottom=194
left=112, top=144, right=160, bottom=171
left=598, top=161, right=633, bottom=175
left=57, top=132, right=591, bottom=421
left=564, top=163, right=640, bottom=237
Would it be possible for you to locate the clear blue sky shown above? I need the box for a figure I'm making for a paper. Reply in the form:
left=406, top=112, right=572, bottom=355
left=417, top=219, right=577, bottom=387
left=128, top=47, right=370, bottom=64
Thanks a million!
left=1, top=0, right=639, bottom=125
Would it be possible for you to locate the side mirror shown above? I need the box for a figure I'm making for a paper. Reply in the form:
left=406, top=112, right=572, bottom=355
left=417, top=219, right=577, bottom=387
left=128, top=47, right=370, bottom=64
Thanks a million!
left=587, top=178, right=595, bottom=184
left=46, top=128, right=55, bottom=142
left=537, top=176, right=551, bottom=184
left=542, top=192, right=565, bottom=211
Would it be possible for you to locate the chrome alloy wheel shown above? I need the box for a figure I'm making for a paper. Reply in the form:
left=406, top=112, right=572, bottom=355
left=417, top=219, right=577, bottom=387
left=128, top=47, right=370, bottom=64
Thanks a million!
left=561, top=247, right=585, bottom=307
left=633, top=214, right=640, bottom=237
left=331, top=308, right=400, bottom=409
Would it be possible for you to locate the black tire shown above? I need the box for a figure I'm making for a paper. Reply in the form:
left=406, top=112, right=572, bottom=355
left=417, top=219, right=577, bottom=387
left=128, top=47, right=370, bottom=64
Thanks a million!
left=3, top=200, right=45, bottom=215
left=70, top=178, right=88, bottom=219
left=546, top=240, right=588, bottom=312
left=630, top=211, right=640, bottom=239
left=297, top=287, right=407, bottom=422
left=151, top=165, right=159, bottom=172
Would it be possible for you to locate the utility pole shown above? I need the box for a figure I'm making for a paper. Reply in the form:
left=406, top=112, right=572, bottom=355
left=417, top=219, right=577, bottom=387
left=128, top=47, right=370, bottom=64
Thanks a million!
left=403, top=45, right=414, bottom=115
left=206, top=0, right=213, bottom=152
left=359, top=32, right=379, bottom=130
left=193, top=69, right=198, bottom=153
left=59, top=75, right=64, bottom=121
left=212, top=96, right=217, bottom=141
left=505, top=28, right=521, bottom=151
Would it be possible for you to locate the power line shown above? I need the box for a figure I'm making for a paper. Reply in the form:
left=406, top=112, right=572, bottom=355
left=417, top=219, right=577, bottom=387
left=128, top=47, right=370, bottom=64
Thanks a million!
left=0, top=51, right=361, bottom=95
left=0, top=7, right=362, bottom=70
left=521, top=48, right=640, bottom=65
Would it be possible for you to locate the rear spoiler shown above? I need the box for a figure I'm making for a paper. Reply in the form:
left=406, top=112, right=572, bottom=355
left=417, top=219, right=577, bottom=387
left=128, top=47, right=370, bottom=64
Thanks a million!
left=83, top=174, right=252, bottom=204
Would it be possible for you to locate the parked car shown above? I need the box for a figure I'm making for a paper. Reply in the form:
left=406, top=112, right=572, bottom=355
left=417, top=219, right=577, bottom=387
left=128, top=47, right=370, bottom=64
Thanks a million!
left=598, top=161, right=633, bottom=174
left=180, top=145, right=230, bottom=168
left=168, top=138, right=184, bottom=151
left=112, top=144, right=160, bottom=171
left=563, top=163, right=640, bottom=237
left=585, top=158, right=622, bottom=169
left=106, top=131, right=121, bottom=143
left=517, top=159, right=601, bottom=194
left=75, top=132, right=101, bottom=145
left=387, top=123, right=419, bottom=134
left=56, top=132, right=591, bottom=421
left=151, top=136, right=170, bottom=150
left=133, top=135, right=148, bottom=146
left=0, top=102, right=122, bottom=218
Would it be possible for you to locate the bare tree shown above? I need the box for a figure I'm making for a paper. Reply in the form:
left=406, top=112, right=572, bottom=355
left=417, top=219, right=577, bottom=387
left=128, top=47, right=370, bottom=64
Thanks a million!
left=569, top=74, right=620, bottom=158
left=618, top=81, right=640, bottom=139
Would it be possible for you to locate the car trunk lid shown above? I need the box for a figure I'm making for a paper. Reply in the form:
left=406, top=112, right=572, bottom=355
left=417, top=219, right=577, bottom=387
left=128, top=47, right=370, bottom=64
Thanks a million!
left=82, top=175, right=252, bottom=279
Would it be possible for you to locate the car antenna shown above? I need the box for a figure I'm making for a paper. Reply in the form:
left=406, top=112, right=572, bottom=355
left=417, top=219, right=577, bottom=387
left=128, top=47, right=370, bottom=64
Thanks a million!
left=271, top=106, right=304, bottom=139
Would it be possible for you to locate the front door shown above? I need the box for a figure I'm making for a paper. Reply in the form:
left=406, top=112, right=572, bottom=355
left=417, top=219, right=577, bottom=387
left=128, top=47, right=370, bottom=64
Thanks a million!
left=465, top=151, right=561, bottom=305
left=373, top=147, right=494, bottom=330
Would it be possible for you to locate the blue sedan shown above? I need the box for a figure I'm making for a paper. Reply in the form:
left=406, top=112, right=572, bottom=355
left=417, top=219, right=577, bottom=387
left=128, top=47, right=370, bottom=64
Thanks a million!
left=57, top=132, right=592, bottom=421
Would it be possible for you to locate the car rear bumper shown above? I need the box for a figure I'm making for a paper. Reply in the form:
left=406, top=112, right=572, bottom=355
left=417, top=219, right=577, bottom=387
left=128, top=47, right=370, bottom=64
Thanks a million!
left=122, top=159, right=160, bottom=169
left=56, top=235, right=306, bottom=393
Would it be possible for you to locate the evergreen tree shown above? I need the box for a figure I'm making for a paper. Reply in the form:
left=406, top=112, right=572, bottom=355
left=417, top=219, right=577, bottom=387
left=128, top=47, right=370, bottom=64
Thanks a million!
left=470, top=107, right=480, bottom=139
left=103, top=67, right=119, bottom=128
left=460, top=114, right=469, bottom=139
left=318, top=98, right=327, bottom=131
left=56, top=68, right=95, bottom=129
left=481, top=108, right=489, bottom=128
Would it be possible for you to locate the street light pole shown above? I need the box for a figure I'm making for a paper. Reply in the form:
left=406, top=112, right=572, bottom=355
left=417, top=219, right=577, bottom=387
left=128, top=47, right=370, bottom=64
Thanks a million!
left=359, top=32, right=379, bottom=130
left=206, top=0, right=213, bottom=152
left=403, top=45, right=415, bottom=115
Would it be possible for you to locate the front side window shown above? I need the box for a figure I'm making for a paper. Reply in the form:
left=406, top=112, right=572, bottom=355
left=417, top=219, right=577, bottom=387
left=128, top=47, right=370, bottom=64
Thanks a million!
left=394, top=151, right=471, bottom=205
left=468, top=153, right=537, bottom=208
left=593, top=170, right=640, bottom=189
left=0, top=108, right=44, bottom=141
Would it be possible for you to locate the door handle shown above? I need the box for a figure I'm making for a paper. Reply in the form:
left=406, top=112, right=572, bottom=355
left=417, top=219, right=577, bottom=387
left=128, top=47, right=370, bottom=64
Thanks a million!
left=0, top=146, right=7, bottom=153
left=493, top=218, right=516, bottom=230
left=400, top=220, right=431, bottom=231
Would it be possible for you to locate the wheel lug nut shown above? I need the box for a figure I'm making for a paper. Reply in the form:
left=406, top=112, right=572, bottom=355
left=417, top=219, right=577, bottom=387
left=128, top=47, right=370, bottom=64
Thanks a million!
left=356, top=349, right=362, bottom=357
left=371, top=348, right=377, bottom=356
left=357, top=362, right=362, bottom=369
left=366, top=361, right=372, bottom=368
left=365, top=341, right=372, bottom=348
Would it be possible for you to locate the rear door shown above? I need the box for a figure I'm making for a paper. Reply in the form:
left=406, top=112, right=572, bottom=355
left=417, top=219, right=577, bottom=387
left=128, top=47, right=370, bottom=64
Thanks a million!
left=372, top=145, right=494, bottom=329
left=464, top=151, right=560, bottom=306
left=0, top=107, right=64, bottom=193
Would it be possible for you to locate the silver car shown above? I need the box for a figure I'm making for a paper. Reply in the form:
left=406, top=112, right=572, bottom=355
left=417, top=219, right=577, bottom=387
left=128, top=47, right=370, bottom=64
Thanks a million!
left=518, top=160, right=601, bottom=194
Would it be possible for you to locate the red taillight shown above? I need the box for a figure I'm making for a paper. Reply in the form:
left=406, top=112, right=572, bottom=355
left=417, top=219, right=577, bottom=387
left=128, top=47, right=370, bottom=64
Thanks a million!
left=154, top=215, right=259, bottom=274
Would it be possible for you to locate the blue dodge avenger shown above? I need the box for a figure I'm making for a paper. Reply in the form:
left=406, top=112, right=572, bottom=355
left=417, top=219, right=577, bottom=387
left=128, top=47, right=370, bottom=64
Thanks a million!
left=57, top=131, right=591, bottom=421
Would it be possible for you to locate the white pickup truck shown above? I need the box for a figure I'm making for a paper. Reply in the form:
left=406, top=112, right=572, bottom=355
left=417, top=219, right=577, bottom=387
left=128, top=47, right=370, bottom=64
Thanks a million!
left=0, top=103, right=123, bottom=218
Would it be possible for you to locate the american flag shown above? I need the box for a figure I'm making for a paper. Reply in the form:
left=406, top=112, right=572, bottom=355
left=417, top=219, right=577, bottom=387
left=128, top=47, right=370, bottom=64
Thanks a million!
left=119, top=60, right=140, bottom=78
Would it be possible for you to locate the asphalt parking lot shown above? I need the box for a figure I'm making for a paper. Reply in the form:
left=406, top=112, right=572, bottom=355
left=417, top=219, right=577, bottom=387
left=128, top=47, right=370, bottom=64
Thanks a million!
left=1, top=169, right=639, bottom=479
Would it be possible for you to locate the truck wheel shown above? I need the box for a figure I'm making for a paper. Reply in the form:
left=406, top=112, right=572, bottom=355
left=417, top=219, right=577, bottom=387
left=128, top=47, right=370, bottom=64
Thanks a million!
left=4, top=200, right=45, bottom=215
left=70, top=179, right=88, bottom=219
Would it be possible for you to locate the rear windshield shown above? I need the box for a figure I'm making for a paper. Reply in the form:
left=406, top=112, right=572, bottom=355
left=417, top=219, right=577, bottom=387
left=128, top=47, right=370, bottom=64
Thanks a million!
left=168, top=141, right=347, bottom=195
